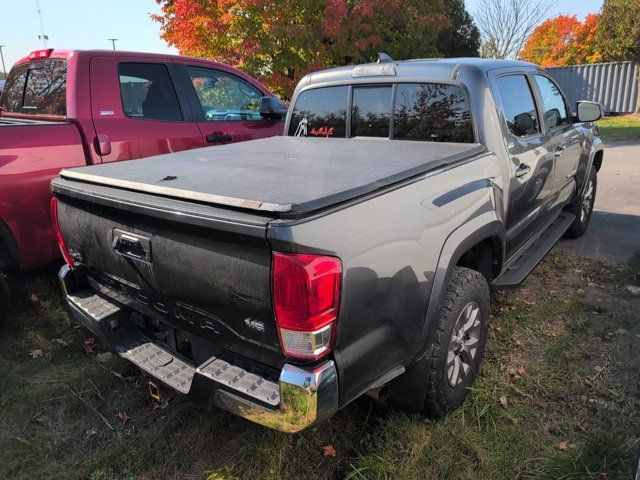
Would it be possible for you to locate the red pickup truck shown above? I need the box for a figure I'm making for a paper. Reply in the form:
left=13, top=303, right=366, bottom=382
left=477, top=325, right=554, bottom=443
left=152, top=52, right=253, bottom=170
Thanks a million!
left=0, top=49, right=285, bottom=323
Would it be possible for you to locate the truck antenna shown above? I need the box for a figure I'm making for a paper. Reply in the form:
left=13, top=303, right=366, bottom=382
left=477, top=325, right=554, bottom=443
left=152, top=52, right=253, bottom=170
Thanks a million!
left=377, top=52, right=394, bottom=64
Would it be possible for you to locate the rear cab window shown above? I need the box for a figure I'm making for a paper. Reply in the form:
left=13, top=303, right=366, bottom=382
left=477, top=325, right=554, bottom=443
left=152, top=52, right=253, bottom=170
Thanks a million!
left=0, top=59, right=67, bottom=116
left=118, top=63, right=183, bottom=121
left=288, top=83, right=474, bottom=143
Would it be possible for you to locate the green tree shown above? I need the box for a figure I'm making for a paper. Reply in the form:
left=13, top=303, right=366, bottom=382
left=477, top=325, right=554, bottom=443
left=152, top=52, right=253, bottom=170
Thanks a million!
left=597, top=0, right=640, bottom=62
left=437, top=0, right=480, bottom=57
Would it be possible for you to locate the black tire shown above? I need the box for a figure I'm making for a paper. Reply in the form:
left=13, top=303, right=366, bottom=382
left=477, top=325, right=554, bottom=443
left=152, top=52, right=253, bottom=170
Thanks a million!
left=0, top=272, right=8, bottom=329
left=565, top=167, right=597, bottom=239
left=423, top=266, right=490, bottom=416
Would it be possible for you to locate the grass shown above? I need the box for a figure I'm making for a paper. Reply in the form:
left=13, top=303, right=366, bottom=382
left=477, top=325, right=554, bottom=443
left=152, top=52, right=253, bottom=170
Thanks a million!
left=597, top=115, right=640, bottom=142
left=0, top=253, right=639, bottom=480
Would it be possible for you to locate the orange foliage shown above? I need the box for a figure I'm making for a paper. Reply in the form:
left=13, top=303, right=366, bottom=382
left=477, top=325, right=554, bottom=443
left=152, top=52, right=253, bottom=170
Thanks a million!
left=152, top=0, right=448, bottom=98
left=519, top=14, right=602, bottom=66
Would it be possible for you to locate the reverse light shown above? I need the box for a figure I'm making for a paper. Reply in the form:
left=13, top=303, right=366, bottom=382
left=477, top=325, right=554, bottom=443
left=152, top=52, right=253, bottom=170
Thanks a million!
left=50, top=197, right=76, bottom=268
left=29, top=49, right=53, bottom=60
left=272, top=252, right=342, bottom=360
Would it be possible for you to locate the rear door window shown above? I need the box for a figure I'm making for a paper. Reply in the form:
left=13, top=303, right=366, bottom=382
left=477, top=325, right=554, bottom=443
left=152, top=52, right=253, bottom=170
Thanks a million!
left=394, top=83, right=474, bottom=142
left=288, top=86, right=348, bottom=137
left=495, top=75, right=540, bottom=137
left=351, top=85, right=392, bottom=138
left=0, top=60, right=67, bottom=115
left=118, top=63, right=183, bottom=121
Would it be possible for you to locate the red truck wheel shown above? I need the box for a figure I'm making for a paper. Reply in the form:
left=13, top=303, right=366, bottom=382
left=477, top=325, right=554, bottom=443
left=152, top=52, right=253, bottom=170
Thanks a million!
left=0, top=273, right=8, bottom=327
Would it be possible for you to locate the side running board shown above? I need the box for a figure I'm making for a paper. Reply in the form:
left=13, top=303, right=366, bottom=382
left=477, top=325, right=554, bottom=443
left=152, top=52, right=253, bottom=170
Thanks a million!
left=493, top=212, right=575, bottom=287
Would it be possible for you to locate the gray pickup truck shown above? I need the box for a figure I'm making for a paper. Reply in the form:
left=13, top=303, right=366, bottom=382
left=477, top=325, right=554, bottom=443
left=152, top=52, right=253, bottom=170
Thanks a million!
left=52, top=56, right=604, bottom=432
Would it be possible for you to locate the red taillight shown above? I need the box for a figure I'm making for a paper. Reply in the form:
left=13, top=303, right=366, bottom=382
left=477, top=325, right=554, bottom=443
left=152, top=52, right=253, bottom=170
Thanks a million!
left=50, top=197, right=76, bottom=268
left=272, top=252, right=342, bottom=360
left=29, top=49, right=53, bottom=60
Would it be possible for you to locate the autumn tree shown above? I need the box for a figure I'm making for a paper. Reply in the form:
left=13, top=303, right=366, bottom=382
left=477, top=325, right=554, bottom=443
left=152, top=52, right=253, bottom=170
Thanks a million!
left=436, top=0, right=480, bottom=57
left=153, top=0, right=449, bottom=98
left=519, top=14, right=602, bottom=66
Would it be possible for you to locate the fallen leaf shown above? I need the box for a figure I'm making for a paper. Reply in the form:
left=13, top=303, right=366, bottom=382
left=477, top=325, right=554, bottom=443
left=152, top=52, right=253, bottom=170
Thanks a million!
left=517, top=367, right=526, bottom=377
left=576, top=288, right=585, bottom=295
left=557, top=441, right=568, bottom=450
left=117, top=411, right=130, bottom=424
left=30, top=293, right=39, bottom=304
left=499, top=396, right=508, bottom=408
left=34, top=415, right=52, bottom=426
left=51, top=338, right=68, bottom=346
left=614, top=328, right=628, bottom=335
left=84, top=337, right=96, bottom=354
left=577, top=420, right=589, bottom=433
left=28, top=349, right=44, bottom=359
left=322, top=445, right=337, bottom=457
left=96, top=352, right=114, bottom=363
left=86, top=426, right=100, bottom=438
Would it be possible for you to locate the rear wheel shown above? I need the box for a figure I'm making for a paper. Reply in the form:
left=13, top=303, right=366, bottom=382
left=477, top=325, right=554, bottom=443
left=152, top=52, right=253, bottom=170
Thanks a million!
left=423, top=266, right=490, bottom=416
left=565, top=167, right=597, bottom=239
left=0, top=272, right=8, bottom=329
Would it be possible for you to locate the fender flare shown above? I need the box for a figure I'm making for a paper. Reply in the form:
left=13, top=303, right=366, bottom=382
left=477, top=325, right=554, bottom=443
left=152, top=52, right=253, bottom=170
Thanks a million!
left=577, top=137, right=604, bottom=199
left=420, top=211, right=506, bottom=350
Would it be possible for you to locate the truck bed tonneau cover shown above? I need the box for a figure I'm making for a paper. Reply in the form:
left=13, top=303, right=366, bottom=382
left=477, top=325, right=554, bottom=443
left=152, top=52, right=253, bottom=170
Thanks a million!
left=59, top=136, right=485, bottom=217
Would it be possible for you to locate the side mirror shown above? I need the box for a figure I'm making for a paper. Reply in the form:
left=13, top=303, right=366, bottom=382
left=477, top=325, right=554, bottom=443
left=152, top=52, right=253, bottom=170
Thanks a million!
left=513, top=112, right=534, bottom=136
left=576, top=101, right=603, bottom=122
left=259, top=96, right=287, bottom=120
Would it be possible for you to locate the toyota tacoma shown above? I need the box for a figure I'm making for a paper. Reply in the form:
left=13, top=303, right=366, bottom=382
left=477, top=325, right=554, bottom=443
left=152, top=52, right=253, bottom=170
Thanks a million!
left=52, top=56, right=604, bottom=432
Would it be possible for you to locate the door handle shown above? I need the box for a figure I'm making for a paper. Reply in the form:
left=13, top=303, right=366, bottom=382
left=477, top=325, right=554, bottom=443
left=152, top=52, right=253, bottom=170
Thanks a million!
left=515, top=164, right=531, bottom=178
left=94, top=134, right=111, bottom=156
left=554, top=145, right=565, bottom=157
left=206, top=133, right=233, bottom=143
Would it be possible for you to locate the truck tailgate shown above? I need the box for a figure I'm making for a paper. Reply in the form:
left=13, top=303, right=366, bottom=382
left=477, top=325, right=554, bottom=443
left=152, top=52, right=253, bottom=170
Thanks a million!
left=52, top=181, right=283, bottom=369
left=58, top=136, right=485, bottom=218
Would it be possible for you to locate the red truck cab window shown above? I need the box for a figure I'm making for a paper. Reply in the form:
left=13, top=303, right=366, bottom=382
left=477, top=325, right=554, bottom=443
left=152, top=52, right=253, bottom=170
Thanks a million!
left=0, top=59, right=67, bottom=116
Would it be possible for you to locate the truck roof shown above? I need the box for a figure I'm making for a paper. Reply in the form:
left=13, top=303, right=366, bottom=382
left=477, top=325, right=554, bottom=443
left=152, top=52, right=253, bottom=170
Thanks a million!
left=13, top=48, right=232, bottom=70
left=297, top=57, right=536, bottom=90
left=58, top=136, right=485, bottom=218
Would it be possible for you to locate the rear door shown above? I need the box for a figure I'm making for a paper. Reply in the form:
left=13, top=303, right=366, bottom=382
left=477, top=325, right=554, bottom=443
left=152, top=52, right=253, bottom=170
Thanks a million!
left=89, top=56, right=204, bottom=163
left=492, top=73, right=557, bottom=252
left=175, top=63, right=283, bottom=146
left=531, top=74, right=582, bottom=209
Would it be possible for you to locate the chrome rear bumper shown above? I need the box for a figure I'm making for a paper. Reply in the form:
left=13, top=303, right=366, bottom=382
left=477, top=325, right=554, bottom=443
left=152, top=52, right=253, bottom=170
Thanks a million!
left=59, top=264, right=339, bottom=432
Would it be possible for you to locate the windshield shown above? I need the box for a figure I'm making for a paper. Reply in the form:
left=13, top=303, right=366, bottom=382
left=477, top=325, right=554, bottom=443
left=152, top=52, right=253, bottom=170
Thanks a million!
left=0, top=59, right=67, bottom=116
left=289, top=83, right=474, bottom=143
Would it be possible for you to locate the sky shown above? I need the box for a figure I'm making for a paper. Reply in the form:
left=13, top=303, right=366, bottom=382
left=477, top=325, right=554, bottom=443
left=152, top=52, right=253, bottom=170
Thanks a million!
left=0, top=0, right=604, bottom=74
left=0, top=0, right=178, bottom=72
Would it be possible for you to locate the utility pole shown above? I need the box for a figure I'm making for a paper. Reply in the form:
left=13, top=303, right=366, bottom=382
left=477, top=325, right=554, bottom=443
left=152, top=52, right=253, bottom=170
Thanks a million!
left=0, top=45, right=6, bottom=79
left=108, top=38, right=118, bottom=50
left=35, top=0, right=48, bottom=47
